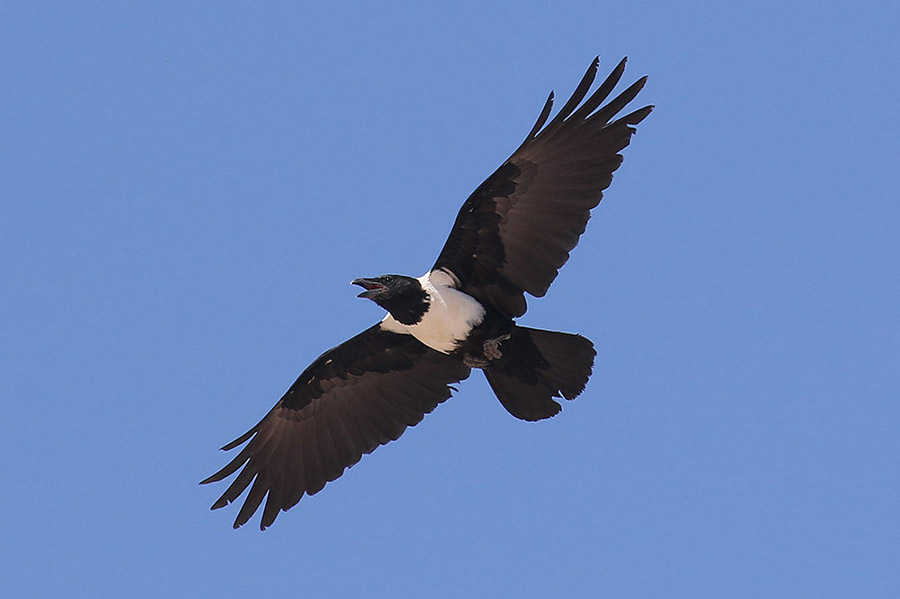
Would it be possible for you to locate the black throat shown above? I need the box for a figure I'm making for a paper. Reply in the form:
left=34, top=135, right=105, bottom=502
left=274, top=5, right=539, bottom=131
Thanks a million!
left=361, top=275, right=431, bottom=326
left=385, top=286, right=430, bottom=325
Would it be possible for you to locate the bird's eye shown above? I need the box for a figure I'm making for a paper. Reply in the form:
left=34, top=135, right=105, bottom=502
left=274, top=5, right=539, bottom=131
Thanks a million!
left=383, top=276, right=393, bottom=283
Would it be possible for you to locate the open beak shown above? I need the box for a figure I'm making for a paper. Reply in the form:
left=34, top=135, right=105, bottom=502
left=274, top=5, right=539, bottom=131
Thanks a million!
left=351, top=277, right=385, bottom=299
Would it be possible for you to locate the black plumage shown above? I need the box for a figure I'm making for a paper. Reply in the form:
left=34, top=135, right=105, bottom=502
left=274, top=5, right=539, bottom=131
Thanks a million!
left=202, top=57, right=652, bottom=529
left=434, top=57, right=652, bottom=318
left=202, top=325, right=470, bottom=529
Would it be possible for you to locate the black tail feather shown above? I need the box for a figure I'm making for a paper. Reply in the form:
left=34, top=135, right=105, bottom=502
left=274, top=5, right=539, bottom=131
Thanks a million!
left=483, top=326, right=595, bottom=421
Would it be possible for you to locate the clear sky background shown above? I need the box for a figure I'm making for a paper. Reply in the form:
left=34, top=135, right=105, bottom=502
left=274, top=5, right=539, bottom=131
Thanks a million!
left=2, top=2, right=898, bottom=597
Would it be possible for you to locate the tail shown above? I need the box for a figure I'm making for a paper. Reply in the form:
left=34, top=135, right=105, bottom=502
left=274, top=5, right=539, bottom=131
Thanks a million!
left=483, top=326, right=596, bottom=421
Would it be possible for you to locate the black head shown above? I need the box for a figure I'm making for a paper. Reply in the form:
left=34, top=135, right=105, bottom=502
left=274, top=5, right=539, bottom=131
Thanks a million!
left=351, top=274, right=430, bottom=325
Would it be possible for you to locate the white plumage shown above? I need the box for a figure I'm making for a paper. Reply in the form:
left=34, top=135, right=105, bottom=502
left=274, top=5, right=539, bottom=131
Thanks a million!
left=380, top=269, right=485, bottom=353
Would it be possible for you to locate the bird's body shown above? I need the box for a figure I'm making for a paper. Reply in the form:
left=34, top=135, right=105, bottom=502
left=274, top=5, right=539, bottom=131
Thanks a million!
left=203, top=57, right=653, bottom=529
left=379, top=270, right=487, bottom=355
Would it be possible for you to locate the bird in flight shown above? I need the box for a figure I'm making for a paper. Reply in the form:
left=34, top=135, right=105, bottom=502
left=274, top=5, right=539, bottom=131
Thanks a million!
left=202, top=57, right=653, bottom=529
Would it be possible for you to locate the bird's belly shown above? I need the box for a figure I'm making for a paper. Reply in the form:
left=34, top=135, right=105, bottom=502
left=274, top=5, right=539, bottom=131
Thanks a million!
left=381, top=285, right=485, bottom=354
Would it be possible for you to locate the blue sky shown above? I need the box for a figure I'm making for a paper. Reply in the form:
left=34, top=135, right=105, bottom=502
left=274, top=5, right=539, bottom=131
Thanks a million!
left=2, top=2, right=898, bottom=597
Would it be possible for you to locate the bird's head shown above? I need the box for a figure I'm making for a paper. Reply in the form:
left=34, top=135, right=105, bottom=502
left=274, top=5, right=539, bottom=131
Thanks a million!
left=351, top=274, right=430, bottom=325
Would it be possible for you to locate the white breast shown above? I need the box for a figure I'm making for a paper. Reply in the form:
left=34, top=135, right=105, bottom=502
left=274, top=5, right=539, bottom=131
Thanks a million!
left=380, top=269, right=485, bottom=354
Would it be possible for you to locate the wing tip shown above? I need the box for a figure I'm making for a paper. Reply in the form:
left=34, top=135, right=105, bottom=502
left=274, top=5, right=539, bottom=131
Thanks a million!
left=199, top=468, right=229, bottom=486
left=525, top=55, right=650, bottom=139
left=220, top=427, right=256, bottom=451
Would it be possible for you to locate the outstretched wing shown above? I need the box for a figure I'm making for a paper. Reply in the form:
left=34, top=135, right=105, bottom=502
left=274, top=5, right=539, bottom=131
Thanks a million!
left=201, top=324, right=471, bottom=530
left=433, top=57, right=653, bottom=318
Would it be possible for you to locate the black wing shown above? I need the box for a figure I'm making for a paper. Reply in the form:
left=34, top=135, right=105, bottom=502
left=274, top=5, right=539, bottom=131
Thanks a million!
left=433, top=57, right=653, bottom=318
left=201, top=324, right=471, bottom=530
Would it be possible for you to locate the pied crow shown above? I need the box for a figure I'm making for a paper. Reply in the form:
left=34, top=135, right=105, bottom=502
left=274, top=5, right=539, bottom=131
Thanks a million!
left=202, top=57, right=653, bottom=529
